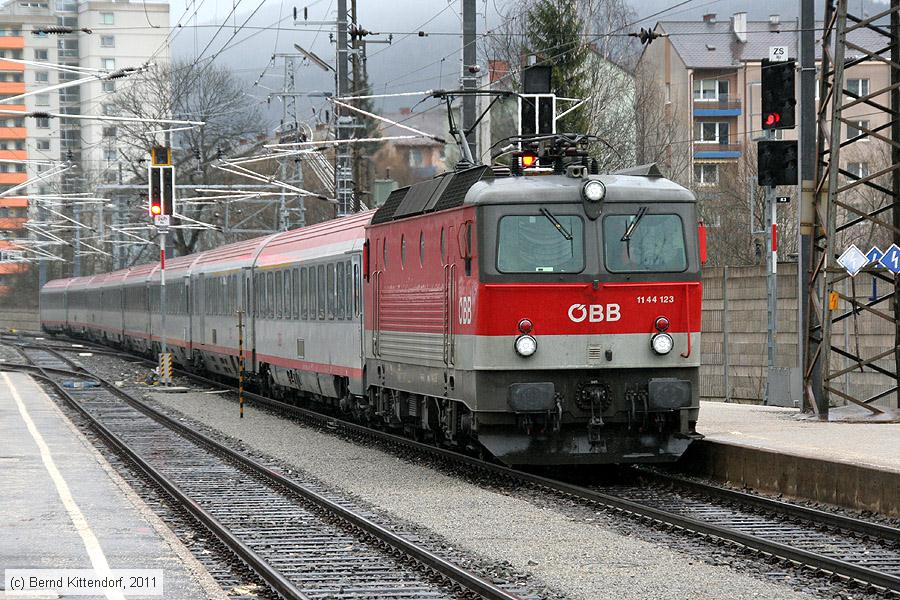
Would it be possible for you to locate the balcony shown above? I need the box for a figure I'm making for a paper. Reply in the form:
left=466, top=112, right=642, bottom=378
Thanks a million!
left=694, top=141, right=742, bottom=159
left=693, top=96, right=742, bottom=117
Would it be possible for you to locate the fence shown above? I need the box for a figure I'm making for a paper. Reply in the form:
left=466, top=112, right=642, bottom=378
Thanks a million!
left=701, top=263, right=897, bottom=408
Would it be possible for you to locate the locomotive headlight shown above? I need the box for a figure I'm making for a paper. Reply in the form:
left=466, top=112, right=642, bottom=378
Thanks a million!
left=582, top=179, right=605, bottom=202
left=651, top=332, right=674, bottom=355
left=515, top=334, right=537, bottom=357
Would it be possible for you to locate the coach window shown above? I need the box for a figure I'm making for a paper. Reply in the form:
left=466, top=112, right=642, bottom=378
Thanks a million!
left=344, top=260, right=352, bottom=319
left=309, top=266, right=318, bottom=319
left=353, top=263, right=360, bottom=317
left=290, top=268, right=297, bottom=319
left=253, top=273, right=262, bottom=317
left=266, top=271, right=275, bottom=319
left=326, top=263, right=335, bottom=319
left=317, top=265, right=326, bottom=319
left=336, top=261, right=345, bottom=319
left=276, top=270, right=284, bottom=319
left=300, top=267, right=308, bottom=319
left=285, top=269, right=292, bottom=319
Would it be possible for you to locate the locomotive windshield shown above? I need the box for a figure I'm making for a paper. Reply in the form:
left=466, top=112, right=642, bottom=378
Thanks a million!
left=603, top=213, right=687, bottom=273
left=496, top=214, right=584, bottom=273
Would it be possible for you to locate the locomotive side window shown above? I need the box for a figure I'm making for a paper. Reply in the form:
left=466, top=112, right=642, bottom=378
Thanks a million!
left=440, top=227, right=446, bottom=263
left=382, top=238, right=388, bottom=268
left=419, top=232, right=425, bottom=267
left=496, top=214, right=584, bottom=273
left=603, top=213, right=687, bottom=273
left=317, top=265, right=326, bottom=319
left=400, top=235, right=406, bottom=269
left=336, top=261, right=345, bottom=319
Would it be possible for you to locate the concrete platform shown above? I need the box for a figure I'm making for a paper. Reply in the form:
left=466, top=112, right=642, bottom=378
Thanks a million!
left=680, top=400, right=900, bottom=515
left=0, top=371, right=222, bottom=599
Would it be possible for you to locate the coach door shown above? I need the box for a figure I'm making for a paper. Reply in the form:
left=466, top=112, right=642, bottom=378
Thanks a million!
left=242, top=267, right=254, bottom=370
left=195, top=273, right=205, bottom=346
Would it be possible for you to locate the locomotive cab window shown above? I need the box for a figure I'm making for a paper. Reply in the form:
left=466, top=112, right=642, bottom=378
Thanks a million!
left=603, top=212, right=687, bottom=273
left=496, top=214, right=584, bottom=273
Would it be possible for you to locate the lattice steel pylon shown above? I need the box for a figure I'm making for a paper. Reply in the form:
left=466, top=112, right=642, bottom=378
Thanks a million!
left=805, top=0, right=900, bottom=417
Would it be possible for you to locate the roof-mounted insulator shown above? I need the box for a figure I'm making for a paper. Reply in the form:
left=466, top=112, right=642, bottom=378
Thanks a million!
left=30, top=111, right=53, bottom=119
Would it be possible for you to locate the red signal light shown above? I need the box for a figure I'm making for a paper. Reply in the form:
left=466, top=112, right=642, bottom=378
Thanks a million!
left=764, top=112, right=781, bottom=127
left=521, top=153, right=538, bottom=168
left=150, top=203, right=162, bottom=216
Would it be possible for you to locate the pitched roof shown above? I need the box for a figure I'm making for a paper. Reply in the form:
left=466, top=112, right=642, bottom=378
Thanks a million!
left=657, top=19, right=883, bottom=69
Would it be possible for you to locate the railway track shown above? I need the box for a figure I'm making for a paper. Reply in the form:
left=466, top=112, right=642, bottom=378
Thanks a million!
left=5, top=345, right=523, bottom=600
left=9, top=337, right=900, bottom=596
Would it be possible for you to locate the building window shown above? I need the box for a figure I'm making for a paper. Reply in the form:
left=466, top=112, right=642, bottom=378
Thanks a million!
left=102, top=58, right=115, bottom=70
left=694, top=163, right=719, bottom=185
left=102, top=80, right=115, bottom=93
left=102, top=126, right=116, bottom=138
left=847, top=120, right=869, bottom=141
left=408, top=147, right=424, bottom=168
left=35, top=93, right=49, bottom=106
left=34, top=49, right=48, bottom=61
left=103, top=148, right=116, bottom=162
left=36, top=139, right=50, bottom=150
left=693, top=78, right=729, bottom=101
left=36, top=117, right=49, bottom=128
left=847, top=78, right=869, bottom=97
left=100, top=35, right=114, bottom=48
left=35, top=71, right=48, bottom=83
left=695, top=121, right=730, bottom=144
left=101, top=12, right=114, bottom=25
left=847, top=162, right=869, bottom=179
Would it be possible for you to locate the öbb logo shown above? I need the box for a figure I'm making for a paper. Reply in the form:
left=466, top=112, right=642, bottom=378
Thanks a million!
left=568, top=303, right=621, bottom=323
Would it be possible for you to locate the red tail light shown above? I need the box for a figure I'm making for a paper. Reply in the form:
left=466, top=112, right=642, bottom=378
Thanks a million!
left=698, top=221, right=707, bottom=265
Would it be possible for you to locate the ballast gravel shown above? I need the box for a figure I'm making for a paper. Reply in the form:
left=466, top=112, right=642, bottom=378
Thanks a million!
left=149, top=390, right=816, bottom=600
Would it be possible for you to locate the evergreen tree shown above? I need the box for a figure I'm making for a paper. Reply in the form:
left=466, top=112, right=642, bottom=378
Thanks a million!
left=526, top=0, right=590, bottom=133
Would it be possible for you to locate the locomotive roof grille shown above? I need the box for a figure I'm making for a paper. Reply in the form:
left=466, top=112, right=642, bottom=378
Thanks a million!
left=371, top=165, right=493, bottom=224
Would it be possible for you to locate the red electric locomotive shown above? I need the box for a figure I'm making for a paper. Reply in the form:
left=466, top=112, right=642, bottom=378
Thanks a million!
left=360, top=158, right=703, bottom=465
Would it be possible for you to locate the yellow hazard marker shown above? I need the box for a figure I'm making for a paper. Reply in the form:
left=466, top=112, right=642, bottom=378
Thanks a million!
left=829, top=290, right=839, bottom=311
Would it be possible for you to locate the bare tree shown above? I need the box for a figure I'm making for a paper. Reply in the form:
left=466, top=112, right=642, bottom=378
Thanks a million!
left=112, top=60, right=266, bottom=256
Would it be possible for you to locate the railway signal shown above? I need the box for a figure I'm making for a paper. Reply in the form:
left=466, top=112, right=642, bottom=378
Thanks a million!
left=757, top=140, right=798, bottom=187
left=761, top=58, right=796, bottom=130
left=148, top=146, right=175, bottom=217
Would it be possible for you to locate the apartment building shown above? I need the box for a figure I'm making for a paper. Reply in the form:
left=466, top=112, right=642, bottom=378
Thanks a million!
left=0, top=0, right=168, bottom=294
left=0, top=0, right=55, bottom=294
left=638, top=12, right=887, bottom=215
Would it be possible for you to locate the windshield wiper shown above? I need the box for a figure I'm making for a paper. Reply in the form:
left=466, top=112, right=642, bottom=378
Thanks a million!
left=540, top=207, right=573, bottom=241
left=621, top=206, right=648, bottom=242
